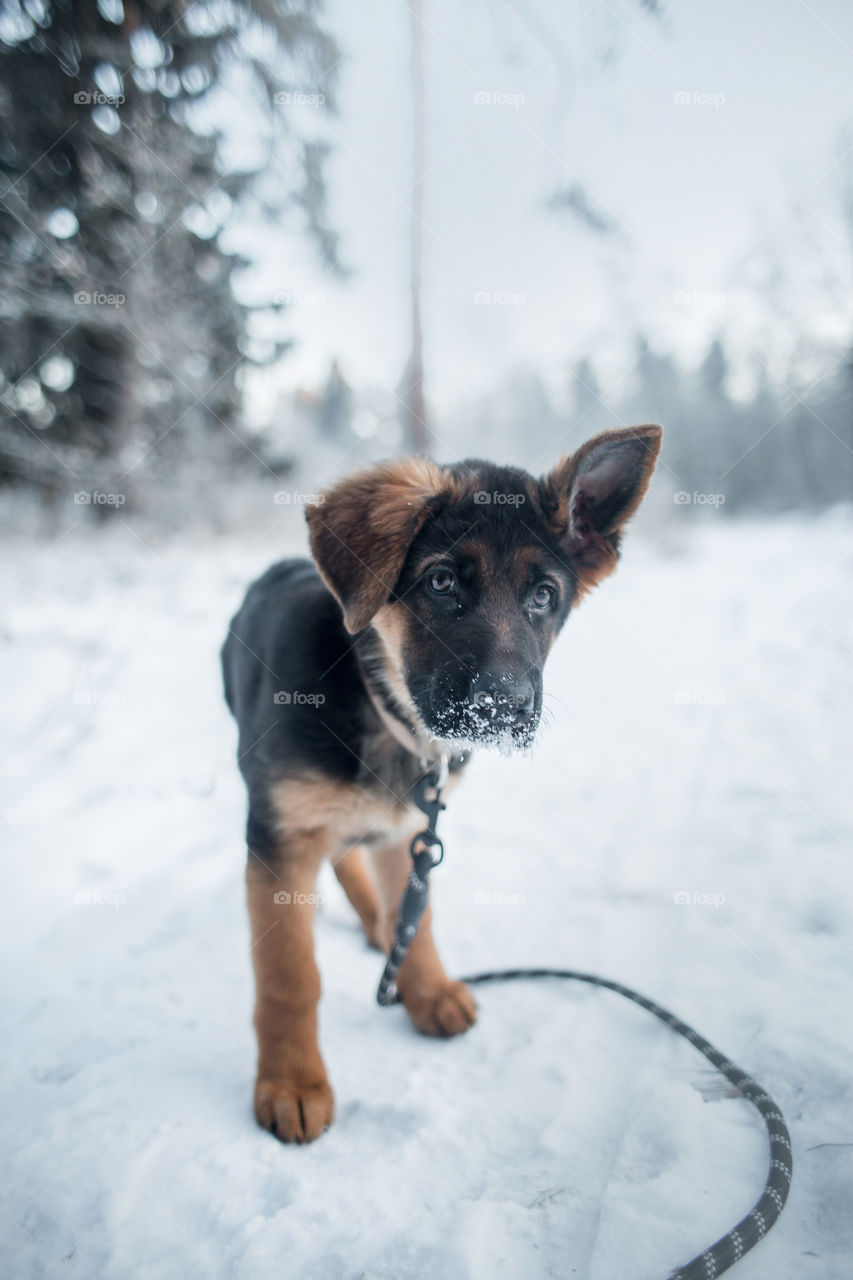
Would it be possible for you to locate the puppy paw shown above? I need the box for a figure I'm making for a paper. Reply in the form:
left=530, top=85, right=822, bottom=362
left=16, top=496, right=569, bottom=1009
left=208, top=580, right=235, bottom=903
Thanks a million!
left=254, top=1075, right=334, bottom=1144
left=403, top=980, right=477, bottom=1038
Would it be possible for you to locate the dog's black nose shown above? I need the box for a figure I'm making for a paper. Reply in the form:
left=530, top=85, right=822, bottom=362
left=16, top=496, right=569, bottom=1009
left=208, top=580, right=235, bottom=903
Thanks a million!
left=471, top=670, right=536, bottom=719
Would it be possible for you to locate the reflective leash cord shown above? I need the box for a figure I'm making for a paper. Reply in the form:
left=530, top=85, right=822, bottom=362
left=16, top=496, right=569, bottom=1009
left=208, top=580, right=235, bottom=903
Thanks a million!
left=376, top=760, right=793, bottom=1280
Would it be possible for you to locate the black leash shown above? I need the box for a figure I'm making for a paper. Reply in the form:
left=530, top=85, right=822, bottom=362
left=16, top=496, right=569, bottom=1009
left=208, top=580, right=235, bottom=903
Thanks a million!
left=376, top=754, right=449, bottom=1007
left=376, top=760, right=793, bottom=1280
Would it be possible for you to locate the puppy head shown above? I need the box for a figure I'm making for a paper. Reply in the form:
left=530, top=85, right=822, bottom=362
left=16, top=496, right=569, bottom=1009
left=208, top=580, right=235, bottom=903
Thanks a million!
left=306, top=425, right=662, bottom=750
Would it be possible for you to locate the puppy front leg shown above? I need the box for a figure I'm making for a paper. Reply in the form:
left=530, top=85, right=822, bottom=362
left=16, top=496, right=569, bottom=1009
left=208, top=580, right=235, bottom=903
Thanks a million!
left=370, top=839, right=477, bottom=1038
left=246, top=845, right=334, bottom=1143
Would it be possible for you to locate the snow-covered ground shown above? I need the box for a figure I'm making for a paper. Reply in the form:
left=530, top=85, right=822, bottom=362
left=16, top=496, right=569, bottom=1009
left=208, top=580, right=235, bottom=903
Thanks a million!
left=2, top=510, right=852, bottom=1279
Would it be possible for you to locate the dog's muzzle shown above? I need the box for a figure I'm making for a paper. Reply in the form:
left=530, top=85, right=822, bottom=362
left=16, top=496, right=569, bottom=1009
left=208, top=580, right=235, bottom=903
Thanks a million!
left=418, top=666, right=541, bottom=748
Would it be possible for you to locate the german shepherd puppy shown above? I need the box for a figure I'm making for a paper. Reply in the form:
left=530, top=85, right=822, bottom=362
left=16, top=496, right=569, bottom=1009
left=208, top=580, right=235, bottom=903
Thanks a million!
left=222, top=425, right=662, bottom=1142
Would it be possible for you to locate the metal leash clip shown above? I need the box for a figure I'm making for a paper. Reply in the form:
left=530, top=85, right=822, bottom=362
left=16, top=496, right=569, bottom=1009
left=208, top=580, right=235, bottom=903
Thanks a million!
left=409, top=753, right=449, bottom=865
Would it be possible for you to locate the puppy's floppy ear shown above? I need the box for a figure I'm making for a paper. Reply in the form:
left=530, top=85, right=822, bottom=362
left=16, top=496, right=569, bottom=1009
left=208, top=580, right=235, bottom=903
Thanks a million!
left=539, top=424, right=662, bottom=597
left=306, top=457, right=449, bottom=633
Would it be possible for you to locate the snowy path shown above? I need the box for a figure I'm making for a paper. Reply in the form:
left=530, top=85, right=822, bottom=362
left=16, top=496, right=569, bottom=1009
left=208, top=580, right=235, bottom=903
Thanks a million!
left=2, top=515, right=851, bottom=1279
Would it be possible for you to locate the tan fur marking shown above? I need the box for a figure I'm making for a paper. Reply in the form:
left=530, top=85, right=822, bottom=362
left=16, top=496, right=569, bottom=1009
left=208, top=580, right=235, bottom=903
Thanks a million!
left=270, top=773, right=423, bottom=848
left=369, top=603, right=426, bottom=726
left=371, top=603, right=408, bottom=675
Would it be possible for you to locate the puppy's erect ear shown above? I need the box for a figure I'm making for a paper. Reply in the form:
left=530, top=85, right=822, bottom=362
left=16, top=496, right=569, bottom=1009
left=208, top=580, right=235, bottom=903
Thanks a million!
left=539, top=424, right=662, bottom=598
left=306, top=458, right=449, bottom=633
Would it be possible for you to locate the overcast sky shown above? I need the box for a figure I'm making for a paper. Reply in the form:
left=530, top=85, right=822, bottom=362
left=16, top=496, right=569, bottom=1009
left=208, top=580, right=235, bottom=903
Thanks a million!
left=226, top=0, right=853, bottom=424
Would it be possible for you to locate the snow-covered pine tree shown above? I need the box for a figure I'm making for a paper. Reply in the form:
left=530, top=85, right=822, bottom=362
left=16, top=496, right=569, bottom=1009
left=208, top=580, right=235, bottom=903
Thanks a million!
left=0, top=0, right=340, bottom=504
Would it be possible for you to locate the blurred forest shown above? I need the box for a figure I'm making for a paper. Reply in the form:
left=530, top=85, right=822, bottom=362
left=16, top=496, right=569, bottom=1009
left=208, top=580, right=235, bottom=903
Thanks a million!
left=0, top=0, right=341, bottom=511
left=1, top=0, right=852, bottom=522
left=444, top=333, right=853, bottom=513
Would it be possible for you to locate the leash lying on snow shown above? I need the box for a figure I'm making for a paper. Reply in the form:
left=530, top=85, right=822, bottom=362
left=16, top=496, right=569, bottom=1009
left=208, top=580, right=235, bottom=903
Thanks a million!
left=377, top=757, right=793, bottom=1280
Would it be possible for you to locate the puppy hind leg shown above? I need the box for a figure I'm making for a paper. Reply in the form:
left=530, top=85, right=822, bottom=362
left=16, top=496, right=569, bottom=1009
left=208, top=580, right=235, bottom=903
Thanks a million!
left=332, top=844, right=388, bottom=952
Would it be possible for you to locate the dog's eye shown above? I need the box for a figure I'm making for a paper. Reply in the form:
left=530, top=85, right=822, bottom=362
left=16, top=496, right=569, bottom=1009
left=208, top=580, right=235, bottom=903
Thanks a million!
left=529, top=583, right=554, bottom=610
left=427, top=568, right=456, bottom=595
